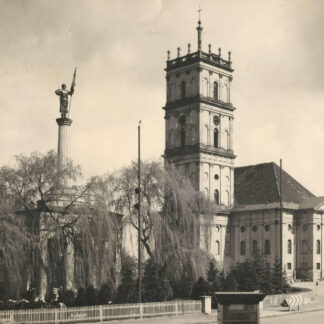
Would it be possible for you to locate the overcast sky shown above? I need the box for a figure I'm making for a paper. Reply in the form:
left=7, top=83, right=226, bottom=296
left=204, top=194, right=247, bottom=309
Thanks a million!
left=1, top=0, right=324, bottom=195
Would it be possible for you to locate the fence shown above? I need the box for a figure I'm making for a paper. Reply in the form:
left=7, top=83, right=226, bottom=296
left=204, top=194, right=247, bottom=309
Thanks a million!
left=0, top=300, right=202, bottom=324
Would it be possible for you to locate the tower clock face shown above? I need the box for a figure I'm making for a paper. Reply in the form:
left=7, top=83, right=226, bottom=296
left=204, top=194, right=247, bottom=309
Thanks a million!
left=213, top=115, right=220, bottom=125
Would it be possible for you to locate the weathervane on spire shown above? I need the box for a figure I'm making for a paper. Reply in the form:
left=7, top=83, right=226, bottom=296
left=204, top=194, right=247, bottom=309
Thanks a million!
left=196, top=6, right=203, bottom=51
left=197, top=5, right=202, bottom=22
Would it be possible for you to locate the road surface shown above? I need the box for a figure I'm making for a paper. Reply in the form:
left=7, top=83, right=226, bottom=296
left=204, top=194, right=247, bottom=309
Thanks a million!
left=262, top=309, right=324, bottom=324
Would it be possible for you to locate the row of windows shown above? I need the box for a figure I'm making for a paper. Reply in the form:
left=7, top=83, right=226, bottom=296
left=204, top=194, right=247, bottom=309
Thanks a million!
left=204, top=189, right=230, bottom=205
left=240, top=240, right=270, bottom=256
left=300, top=239, right=321, bottom=254
left=215, top=240, right=321, bottom=258
left=238, top=239, right=321, bottom=256
left=297, top=263, right=321, bottom=270
left=238, top=223, right=321, bottom=233
left=180, top=127, right=223, bottom=148
left=240, top=225, right=270, bottom=233
left=179, top=80, right=221, bottom=100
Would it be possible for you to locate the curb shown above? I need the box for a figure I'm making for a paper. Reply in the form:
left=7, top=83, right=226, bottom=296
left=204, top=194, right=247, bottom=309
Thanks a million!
left=261, top=306, right=324, bottom=318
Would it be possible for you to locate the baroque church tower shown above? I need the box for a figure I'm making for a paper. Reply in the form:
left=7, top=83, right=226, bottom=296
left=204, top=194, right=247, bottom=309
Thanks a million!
left=163, top=19, right=235, bottom=266
left=163, top=19, right=235, bottom=208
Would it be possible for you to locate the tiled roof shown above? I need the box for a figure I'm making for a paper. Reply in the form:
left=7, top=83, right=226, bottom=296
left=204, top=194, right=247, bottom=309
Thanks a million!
left=234, top=162, right=315, bottom=207
left=299, top=196, right=324, bottom=210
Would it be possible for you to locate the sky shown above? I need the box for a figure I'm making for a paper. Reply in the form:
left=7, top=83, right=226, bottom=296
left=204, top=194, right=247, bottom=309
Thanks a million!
left=1, top=0, right=324, bottom=195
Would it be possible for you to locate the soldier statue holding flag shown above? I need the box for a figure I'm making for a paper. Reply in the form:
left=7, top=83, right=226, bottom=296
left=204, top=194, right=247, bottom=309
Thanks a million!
left=55, top=68, right=77, bottom=118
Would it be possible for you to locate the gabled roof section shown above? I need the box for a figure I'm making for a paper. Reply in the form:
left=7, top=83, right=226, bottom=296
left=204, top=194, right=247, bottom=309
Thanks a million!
left=299, top=196, right=324, bottom=210
left=234, top=162, right=315, bottom=207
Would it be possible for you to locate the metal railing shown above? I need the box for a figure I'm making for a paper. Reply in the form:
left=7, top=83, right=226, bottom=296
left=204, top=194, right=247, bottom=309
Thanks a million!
left=0, top=300, right=202, bottom=323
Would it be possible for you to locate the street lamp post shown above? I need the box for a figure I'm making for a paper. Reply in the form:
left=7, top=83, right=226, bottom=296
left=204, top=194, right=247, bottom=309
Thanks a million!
left=137, top=121, right=142, bottom=303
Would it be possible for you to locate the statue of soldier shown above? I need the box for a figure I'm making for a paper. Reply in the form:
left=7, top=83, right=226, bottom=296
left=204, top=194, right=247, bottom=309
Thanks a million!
left=55, top=68, right=77, bottom=118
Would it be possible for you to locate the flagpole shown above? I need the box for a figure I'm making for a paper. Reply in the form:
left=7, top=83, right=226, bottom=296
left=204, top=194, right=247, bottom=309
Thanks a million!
left=68, top=68, right=77, bottom=117
left=138, top=120, right=142, bottom=304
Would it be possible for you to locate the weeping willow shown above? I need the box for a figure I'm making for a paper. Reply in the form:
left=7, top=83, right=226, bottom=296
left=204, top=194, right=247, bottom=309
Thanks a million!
left=0, top=151, right=119, bottom=300
left=0, top=197, right=35, bottom=299
left=108, top=159, right=215, bottom=285
left=152, top=166, right=215, bottom=283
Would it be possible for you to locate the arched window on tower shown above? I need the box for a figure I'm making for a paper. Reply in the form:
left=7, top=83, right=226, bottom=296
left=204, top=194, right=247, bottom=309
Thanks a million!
left=264, top=240, right=270, bottom=255
left=215, top=240, right=220, bottom=255
left=240, top=241, right=246, bottom=256
left=214, top=81, right=218, bottom=100
left=317, top=240, right=321, bottom=254
left=288, top=240, right=292, bottom=254
left=181, top=81, right=186, bottom=99
left=180, top=128, right=185, bottom=147
left=214, top=189, right=219, bottom=205
left=214, top=128, right=219, bottom=148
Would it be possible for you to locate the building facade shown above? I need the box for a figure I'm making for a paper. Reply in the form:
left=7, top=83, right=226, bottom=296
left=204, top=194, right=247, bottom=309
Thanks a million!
left=164, top=20, right=324, bottom=281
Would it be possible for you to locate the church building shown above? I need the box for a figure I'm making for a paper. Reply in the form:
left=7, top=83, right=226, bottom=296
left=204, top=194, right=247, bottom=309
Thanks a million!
left=163, top=19, right=324, bottom=281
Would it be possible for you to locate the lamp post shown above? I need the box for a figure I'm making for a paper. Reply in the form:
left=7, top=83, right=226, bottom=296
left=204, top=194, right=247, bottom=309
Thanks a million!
left=280, top=159, right=283, bottom=293
left=137, top=121, right=142, bottom=303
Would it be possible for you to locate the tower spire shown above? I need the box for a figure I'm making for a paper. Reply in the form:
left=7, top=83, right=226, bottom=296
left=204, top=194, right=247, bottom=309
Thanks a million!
left=196, top=6, right=203, bottom=51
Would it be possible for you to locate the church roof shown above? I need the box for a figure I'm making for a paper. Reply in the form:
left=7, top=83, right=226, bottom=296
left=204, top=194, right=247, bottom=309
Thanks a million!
left=234, top=162, right=315, bottom=207
left=299, top=196, right=324, bottom=210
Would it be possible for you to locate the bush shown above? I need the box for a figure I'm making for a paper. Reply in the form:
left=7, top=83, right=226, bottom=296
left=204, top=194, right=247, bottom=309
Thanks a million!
left=116, top=257, right=137, bottom=304
left=58, top=289, right=76, bottom=307
left=142, top=259, right=173, bottom=302
left=97, top=281, right=115, bottom=304
left=75, top=287, right=87, bottom=306
left=191, top=277, right=209, bottom=300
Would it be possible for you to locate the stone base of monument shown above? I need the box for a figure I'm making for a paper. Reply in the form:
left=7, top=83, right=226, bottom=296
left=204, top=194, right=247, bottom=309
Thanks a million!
left=214, top=292, right=266, bottom=324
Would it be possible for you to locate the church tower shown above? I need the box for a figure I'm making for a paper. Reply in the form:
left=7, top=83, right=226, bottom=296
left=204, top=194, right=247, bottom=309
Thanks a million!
left=163, top=19, right=236, bottom=208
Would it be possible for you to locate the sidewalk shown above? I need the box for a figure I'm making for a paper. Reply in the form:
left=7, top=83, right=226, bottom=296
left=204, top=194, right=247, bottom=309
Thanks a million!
left=261, top=293, right=324, bottom=318
left=84, top=283, right=324, bottom=323
left=84, top=298, right=324, bottom=324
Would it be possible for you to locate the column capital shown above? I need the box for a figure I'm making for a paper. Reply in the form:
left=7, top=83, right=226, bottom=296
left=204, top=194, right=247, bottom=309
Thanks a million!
left=56, top=117, right=73, bottom=126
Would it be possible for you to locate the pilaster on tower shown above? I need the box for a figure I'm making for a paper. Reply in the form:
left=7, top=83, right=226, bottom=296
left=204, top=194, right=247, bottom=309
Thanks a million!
left=163, top=19, right=236, bottom=207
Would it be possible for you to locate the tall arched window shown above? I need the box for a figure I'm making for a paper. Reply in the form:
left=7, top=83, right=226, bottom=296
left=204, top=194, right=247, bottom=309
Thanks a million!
left=204, top=187, right=209, bottom=199
left=317, top=240, right=321, bottom=254
left=287, top=239, right=292, bottom=254
left=181, top=81, right=186, bottom=99
left=240, top=241, right=246, bottom=256
left=252, top=240, right=258, bottom=253
left=214, top=81, right=218, bottom=99
left=214, top=189, right=219, bottom=205
left=180, top=128, right=185, bottom=147
left=214, top=128, right=219, bottom=148
left=215, top=240, right=220, bottom=255
left=302, top=239, right=307, bottom=254
left=264, top=240, right=270, bottom=255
